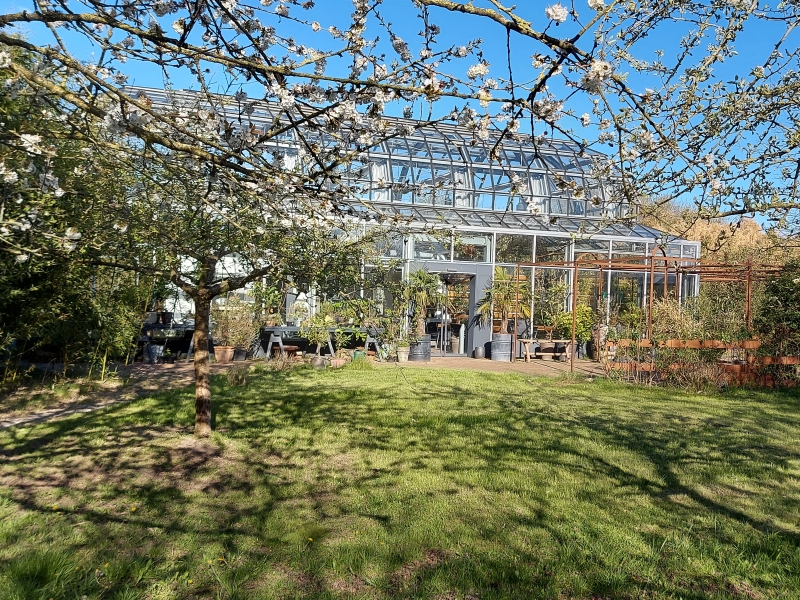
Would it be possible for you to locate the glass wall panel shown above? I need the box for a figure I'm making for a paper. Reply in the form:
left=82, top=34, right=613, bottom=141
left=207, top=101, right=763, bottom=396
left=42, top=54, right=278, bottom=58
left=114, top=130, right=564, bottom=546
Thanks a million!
left=535, top=236, right=570, bottom=262
left=363, top=266, right=403, bottom=315
left=570, top=199, right=586, bottom=216
left=577, top=269, right=602, bottom=311
left=550, top=196, right=569, bottom=215
left=611, top=242, right=647, bottom=261
left=427, top=141, right=454, bottom=160
left=385, top=138, right=409, bottom=155
left=454, top=233, right=492, bottom=262
left=412, top=234, right=451, bottom=261
left=370, top=158, right=391, bottom=202
left=375, top=234, right=404, bottom=258
left=496, top=234, right=533, bottom=263
left=574, top=238, right=609, bottom=259
left=610, top=272, right=645, bottom=316
left=475, top=191, right=493, bottom=210
left=494, top=194, right=512, bottom=211
left=407, top=139, right=429, bottom=158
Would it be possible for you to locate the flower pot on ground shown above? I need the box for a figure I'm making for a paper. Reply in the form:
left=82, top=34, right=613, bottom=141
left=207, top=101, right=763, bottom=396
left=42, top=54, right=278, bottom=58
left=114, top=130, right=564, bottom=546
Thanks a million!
left=403, top=269, right=442, bottom=363
left=310, top=355, right=326, bottom=369
left=474, top=267, right=532, bottom=362
left=329, top=358, right=347, bottom=368
left=211, top=293, right=261, bottom=359
left=215, top=346, right=235, bottom=363
left=396, top=345, right=410, bottom=363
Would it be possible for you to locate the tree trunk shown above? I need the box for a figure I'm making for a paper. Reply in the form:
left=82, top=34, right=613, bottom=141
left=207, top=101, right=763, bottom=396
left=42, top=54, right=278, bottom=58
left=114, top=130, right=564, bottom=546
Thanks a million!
left=193, top=293, right=212, bottom=437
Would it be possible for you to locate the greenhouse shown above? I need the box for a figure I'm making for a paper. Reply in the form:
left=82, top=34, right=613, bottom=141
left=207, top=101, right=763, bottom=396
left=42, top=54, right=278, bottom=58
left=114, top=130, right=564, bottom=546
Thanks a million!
left=130, top=87, right=700, bottom=358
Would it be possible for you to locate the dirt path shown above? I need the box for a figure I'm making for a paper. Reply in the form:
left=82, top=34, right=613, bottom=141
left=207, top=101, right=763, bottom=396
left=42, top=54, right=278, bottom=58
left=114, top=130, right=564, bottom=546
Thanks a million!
left=0, top=363, right=236, bottom=431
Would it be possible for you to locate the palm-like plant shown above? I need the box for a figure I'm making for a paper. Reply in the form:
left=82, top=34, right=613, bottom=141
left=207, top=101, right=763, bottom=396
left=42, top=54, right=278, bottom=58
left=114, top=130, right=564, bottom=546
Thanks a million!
left=404, top=269, right=442, bottom=337
left=475, top=267, right=531, bottom=334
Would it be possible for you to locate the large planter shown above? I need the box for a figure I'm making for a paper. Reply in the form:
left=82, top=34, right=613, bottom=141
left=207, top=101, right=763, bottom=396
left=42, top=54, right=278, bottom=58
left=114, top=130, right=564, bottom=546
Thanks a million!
left=310, top=355, right=327, bottom=369
left=396, top=346, right=410, bottom=363
left=490, top=333, right=513, bottom=362
left=408, top=335, right=432, bottom=362
left=214, top=346, right=234, bottom=363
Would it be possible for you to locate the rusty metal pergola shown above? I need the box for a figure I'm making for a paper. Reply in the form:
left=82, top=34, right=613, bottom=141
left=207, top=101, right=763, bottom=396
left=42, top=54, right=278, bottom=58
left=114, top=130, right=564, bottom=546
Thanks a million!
left=510, top=249, right=783, bottom=373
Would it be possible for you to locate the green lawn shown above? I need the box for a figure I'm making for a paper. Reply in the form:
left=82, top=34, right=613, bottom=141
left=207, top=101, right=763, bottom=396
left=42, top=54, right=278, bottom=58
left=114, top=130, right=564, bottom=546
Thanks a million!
left=1, top=365, right=800, bottom=599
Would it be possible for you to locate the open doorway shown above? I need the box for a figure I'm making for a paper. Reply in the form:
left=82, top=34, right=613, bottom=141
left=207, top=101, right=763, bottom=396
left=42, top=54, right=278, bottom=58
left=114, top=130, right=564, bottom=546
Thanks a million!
left=430, top=272, right=473, bottom=356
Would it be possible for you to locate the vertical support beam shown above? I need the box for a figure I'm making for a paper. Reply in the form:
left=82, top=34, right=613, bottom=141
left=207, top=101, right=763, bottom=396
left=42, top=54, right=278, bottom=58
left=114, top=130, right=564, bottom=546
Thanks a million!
left=571, top=258, right=579, bottom=374
left=648, top=251, right=657, bottom=340
left=514, top=263, right=520, bottom=362
left=746, top=256, right=753, bottom=329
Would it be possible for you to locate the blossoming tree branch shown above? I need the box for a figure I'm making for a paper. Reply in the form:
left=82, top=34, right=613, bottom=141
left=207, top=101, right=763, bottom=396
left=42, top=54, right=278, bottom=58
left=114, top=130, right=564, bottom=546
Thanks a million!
left=1, top=0, right=799, bottom=434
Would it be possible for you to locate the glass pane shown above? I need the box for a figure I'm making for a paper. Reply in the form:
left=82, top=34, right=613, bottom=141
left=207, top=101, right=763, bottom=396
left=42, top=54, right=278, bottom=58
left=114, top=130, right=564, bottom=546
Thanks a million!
left=454, top=233, right=491, bottom=262
left=529, top=173, right=549, bottom=196
left=570, top=200, right=586, bottom=216
left=375, top=235, right=404, bottom=258
left=385, top=138, right=409, bottom=155
left=496, top=234, right=533, bottom=264
left=574, top=239, right=609, bottom=257
left=412, top=234, right=451, bottom=261
left=407, top=139, right=430, bottom=158
left=535, top=236, right=570, bottom=262
left=391, top=161, right=412, bottom=184
left=427, top=141, right=454, bottom=160
left=494, top=194, right=512, bottom=211
left=613, top=241, right=646, bottom=255
left=475, top=191, right=493, bottom=210
left=550, top=197, right=569, bottom=215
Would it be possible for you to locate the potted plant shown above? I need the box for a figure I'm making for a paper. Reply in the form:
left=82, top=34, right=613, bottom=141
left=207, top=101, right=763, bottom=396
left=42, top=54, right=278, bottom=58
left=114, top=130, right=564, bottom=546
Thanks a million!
left=301, top=314, right=331, bottom=369
left=211, top=293, right=260, bottom=363
left=475, top=267, right=531, bottom=362
left=164, top=348, right=175, bottom=364
left=403, top=269, right=442, bottom=362
left=555, top=303, right=597, bottom=359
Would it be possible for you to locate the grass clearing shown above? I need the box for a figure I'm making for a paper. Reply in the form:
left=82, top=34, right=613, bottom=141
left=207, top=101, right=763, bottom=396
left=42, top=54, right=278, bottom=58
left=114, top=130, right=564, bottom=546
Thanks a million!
left=1, top=365, right=799, bottom=599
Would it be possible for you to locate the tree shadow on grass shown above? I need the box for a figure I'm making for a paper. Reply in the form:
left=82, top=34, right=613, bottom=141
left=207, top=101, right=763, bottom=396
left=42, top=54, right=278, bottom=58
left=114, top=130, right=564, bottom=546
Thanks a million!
left=2, top=369, right=800, bottom=599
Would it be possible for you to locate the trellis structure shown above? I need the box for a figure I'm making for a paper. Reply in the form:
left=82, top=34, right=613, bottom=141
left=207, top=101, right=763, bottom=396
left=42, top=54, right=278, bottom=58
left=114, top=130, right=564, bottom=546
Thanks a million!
left=511, top=253, right=783, bottom=373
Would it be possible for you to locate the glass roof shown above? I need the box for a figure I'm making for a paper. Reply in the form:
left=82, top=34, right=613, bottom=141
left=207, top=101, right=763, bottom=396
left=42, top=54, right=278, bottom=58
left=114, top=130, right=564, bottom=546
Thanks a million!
left=126, top=87, right=692, bottom=246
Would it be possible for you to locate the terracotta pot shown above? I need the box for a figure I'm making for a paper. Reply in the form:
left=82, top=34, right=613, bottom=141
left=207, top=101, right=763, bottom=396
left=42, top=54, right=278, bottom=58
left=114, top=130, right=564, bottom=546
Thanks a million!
left=214, top=346, right=234, bottom=363
left=329, top=358, right=347, bottom=368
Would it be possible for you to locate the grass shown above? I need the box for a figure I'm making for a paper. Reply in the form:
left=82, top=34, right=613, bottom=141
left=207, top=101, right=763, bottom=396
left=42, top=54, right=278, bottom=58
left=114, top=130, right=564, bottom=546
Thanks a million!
left=1, top=364, right=800, bottom=599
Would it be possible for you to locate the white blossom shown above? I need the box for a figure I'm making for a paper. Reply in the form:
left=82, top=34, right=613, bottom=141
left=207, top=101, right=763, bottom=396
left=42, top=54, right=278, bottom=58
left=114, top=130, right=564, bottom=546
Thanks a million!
left=581, top=112, right=591, bottom=127
left=588, top=0, right=605, bottom=10
left=275, top=4, right=289, bottom=17
left=545, top=4, right=569, bottom=23
left=19, top=134, right=43, bottom=154
left=311, top=21, right=320, bottom=32
left=455, top=46, right=468, bottom=58
left=0, top=50, right=10, bottom=68
left=15, top=253, right=29, bottom=263
left=467, top=63, right=489, bottom=79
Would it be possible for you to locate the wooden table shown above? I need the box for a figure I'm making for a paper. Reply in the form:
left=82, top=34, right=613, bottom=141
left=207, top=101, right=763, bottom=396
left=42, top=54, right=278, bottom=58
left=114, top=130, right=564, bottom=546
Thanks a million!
left=518, top=338, right=540, bottom=362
